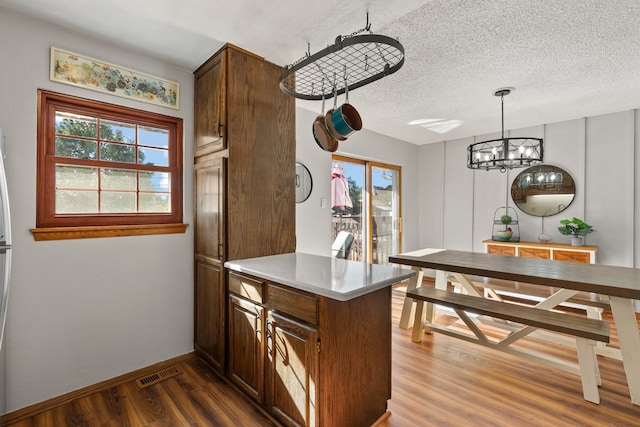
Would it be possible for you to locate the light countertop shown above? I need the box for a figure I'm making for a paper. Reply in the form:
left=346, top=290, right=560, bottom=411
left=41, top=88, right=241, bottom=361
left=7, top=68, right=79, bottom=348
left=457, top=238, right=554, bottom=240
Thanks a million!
left=224, top=252, right=416, bottom=301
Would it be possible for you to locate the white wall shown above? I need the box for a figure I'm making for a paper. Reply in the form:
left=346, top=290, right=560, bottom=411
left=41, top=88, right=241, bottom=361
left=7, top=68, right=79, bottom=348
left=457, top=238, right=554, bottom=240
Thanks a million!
left=0, top=8, right=195, bottom=412
left=418, top=111, right=638, bottom=268
left=295, top=107, right=421, bottom=257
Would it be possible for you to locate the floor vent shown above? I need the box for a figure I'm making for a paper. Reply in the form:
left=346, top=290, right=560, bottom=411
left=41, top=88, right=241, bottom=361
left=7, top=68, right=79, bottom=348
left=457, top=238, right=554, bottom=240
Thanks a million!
left=136, top=366, right=182, bottom=389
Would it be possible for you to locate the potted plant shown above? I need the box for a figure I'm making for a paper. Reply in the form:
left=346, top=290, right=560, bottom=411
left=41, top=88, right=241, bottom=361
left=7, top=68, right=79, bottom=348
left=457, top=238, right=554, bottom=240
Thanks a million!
left=558, top=217, right=595, bottom=246
left=496, top=214, right=513, bottom=240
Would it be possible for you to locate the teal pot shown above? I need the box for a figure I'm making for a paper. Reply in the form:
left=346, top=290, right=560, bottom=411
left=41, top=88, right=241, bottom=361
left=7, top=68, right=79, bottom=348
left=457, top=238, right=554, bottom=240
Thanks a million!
left=324, top=109, right=346, bottom=141
left=330, top=104, right=362, bottom=138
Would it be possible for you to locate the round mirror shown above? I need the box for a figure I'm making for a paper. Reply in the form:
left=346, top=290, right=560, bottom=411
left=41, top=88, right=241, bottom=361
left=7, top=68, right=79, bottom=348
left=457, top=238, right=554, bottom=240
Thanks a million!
left=511, top=165, right=575, bottom=217
left=296, top=162, right=313, bottom=203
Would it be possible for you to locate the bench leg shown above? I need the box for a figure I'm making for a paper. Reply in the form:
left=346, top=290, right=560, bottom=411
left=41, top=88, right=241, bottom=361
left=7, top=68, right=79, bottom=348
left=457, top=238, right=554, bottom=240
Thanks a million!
left=575, top=338, right=601, bottom=404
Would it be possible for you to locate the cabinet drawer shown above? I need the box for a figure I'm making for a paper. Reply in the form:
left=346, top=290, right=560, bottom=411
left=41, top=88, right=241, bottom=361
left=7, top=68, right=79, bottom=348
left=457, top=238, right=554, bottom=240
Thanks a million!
left=268, top=284, right=318, bottom=326
left=486, top=245, right=516, bottom=256
left=553, top=250, right=591, bottom=263
left=518, top=247, right=551, bottom=259
left=229, top=272, right=264, bottom=304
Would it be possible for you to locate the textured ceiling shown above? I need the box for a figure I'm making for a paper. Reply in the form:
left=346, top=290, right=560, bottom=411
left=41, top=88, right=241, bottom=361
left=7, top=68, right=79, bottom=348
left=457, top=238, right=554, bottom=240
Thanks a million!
left=2, top=0, right=640, bottom=145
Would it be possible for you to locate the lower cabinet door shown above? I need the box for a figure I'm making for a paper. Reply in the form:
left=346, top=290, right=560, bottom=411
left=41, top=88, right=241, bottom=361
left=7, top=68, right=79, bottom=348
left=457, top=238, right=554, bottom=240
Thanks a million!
left=266, top=312, right=318, bottom=427
left=518, top=247, right=551, bottom=259
left=228, top=294, right=265, bottom=402
left=553, top=250, right=591, bottom=263
left=486, top=244, right=516, bottom=256
left=194, top=260, right=225, bottom=371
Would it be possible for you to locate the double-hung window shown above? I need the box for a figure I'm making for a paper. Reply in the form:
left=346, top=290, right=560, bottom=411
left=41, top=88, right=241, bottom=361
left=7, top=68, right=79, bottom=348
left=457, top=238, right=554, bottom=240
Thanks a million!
left=33, top=90, right=186, bottom=240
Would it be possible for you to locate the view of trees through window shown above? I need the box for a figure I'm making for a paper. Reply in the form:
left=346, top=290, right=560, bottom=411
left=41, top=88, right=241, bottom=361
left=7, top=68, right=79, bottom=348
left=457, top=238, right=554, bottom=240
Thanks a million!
left=54, top=113, right=170, bottom=214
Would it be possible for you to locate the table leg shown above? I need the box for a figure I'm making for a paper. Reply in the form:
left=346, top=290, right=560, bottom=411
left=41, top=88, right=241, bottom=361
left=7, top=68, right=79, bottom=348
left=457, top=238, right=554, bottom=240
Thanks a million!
left=609, top=296, right=640, bottom=406
left=399, top=267, right=424, bottom=329
left=425, top=270, right=448, bottom=326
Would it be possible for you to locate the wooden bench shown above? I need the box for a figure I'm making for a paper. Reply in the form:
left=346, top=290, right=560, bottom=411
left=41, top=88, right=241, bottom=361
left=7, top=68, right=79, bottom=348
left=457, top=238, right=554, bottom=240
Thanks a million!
left=465, top=275, right=610, bottom=310
left=408, top=286, right=610, bottom=404
left=444, top=272, right=620, bottom=360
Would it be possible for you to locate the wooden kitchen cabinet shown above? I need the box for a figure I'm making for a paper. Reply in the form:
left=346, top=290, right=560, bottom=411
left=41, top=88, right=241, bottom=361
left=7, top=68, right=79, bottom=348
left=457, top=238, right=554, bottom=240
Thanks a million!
left=194, top=158, right=225, bottom=370
left=193, top=44, right=295, bottom=373
left=228, top=293, right=265, bottom=402
left=194, top=51, right=225, bottom=156
left=266, top=311, right=318, bottom=427
left=226, top=268, right=392, bottom=427
left=227, top=272, right=318, bottom=426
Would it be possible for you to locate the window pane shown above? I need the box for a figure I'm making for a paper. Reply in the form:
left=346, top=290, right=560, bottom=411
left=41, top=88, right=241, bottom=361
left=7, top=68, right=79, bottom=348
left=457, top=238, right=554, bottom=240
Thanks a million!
left=138, top=147, right=168, bottom=166
left=139, top=171, right=170, bottom=192
left=55, top=136, right=97, bottom=159
left=100, top=119, right=135, bottom=143
left=101, top=192, right=136, bottom=213
left=139, top=126, right=169, bottom=149
left=55, top=190, right=98, bottom=213
left=55, top=165, right=98, bottom=189
left=139, top=193, right=170, bottom=212
left=101, top=168, right=136, bottom=190
left=100, top=142, right=136, bottom=163
left=55, top=113, right=97, bottom=138
left=371, top=166, right=400, bottom=265
left=331, top=161, right=364, bottom=262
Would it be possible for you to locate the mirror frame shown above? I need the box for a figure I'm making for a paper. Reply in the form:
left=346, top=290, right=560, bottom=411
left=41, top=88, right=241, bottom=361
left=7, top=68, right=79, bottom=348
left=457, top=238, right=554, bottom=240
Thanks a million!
left=296, top=162, right=313, bottom=203
left=511, top=164, right=576, bottom=217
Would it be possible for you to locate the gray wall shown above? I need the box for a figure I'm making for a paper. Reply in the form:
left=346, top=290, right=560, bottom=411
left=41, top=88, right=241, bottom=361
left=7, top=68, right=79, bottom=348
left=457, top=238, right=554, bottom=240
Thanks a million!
left=295, top=107, right=421, bottom=257
left=418, top=112, right=637, bottom=268
left=0, top=8, right=195, bottom=412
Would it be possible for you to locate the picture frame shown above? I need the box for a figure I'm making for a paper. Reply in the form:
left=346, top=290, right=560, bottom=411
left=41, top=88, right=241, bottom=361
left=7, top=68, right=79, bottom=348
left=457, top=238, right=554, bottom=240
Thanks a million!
left=50, top=47, right=179, bottom=110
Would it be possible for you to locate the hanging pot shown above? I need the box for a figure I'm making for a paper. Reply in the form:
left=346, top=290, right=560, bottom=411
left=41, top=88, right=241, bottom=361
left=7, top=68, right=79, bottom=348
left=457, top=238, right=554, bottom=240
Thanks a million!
left=329, top=72, right=362, bottom=138
left=324, top=86, right=346, bottom=141
left=313, top=118, right=338, bottom=152
left=312, top=89, right=339, bottom=152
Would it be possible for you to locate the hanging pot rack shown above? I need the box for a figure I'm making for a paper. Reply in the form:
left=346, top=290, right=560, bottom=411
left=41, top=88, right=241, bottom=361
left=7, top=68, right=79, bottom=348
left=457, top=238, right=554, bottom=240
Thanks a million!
left=279, top=18, right=405, bottom=101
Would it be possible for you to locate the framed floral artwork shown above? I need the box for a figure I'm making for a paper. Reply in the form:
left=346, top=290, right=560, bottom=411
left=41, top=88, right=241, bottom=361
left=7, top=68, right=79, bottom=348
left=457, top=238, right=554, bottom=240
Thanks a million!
left=50, top=47, right=179, bottom=109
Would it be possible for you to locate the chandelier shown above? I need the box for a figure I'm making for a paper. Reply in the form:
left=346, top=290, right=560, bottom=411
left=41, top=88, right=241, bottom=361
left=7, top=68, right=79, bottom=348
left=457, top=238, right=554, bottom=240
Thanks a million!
left=467, top=88, right=543, bottom=172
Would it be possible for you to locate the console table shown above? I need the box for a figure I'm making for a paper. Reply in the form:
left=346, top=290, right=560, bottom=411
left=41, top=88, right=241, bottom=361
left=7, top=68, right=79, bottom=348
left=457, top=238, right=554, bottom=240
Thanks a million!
left=483, top=239, right=597, bottom=264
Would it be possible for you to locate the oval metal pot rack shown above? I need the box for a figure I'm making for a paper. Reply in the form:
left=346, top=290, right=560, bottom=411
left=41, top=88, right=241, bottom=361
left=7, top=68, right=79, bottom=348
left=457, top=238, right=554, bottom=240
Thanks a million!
left=279, top=32, right=405, bottom=101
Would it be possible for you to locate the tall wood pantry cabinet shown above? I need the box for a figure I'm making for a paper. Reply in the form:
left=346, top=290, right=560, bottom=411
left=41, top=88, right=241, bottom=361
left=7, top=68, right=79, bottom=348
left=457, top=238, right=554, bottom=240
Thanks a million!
left=193, top=44, right=296, bottom=371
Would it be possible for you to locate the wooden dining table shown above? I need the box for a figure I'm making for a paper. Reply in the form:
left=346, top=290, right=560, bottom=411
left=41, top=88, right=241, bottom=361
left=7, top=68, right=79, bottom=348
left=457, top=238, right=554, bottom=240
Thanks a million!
left=389, top=249, right=640, bottom=406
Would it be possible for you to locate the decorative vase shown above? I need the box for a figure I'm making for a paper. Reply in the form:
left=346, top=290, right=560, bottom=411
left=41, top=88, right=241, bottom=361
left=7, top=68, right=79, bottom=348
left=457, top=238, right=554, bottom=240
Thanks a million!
left=571, top=236, right=583, bottom=247
left=537, top=233, right=552, bottom=244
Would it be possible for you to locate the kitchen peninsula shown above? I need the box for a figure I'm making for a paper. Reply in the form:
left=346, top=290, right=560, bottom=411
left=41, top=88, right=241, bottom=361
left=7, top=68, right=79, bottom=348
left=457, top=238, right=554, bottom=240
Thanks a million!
left=225, top=252, right=415, bottom=427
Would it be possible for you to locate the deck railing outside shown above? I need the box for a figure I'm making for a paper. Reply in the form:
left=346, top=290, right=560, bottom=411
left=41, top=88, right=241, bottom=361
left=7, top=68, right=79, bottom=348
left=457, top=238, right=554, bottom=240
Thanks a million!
left=332, top=215, right=394, bottom=264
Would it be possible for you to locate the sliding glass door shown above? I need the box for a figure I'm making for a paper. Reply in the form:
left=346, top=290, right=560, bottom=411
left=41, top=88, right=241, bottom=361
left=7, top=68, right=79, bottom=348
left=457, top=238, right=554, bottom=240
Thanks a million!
left=331, top=155, right=401, bottom=264
left=369, top=162, right=402, bottom=264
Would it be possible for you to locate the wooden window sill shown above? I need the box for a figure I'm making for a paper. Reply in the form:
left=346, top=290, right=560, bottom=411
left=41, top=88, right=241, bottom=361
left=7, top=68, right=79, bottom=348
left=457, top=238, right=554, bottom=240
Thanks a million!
left=30, top=223, right=189, bottom=241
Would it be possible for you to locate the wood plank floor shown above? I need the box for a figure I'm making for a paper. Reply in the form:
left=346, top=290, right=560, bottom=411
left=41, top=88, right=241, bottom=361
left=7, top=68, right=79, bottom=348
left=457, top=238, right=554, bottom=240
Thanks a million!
left=9, top=283, right=640, bottom=426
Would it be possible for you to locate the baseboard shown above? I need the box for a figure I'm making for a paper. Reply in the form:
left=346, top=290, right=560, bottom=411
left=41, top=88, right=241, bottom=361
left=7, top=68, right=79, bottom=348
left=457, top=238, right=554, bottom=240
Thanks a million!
left=5, top=352, right=196, bottom=425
